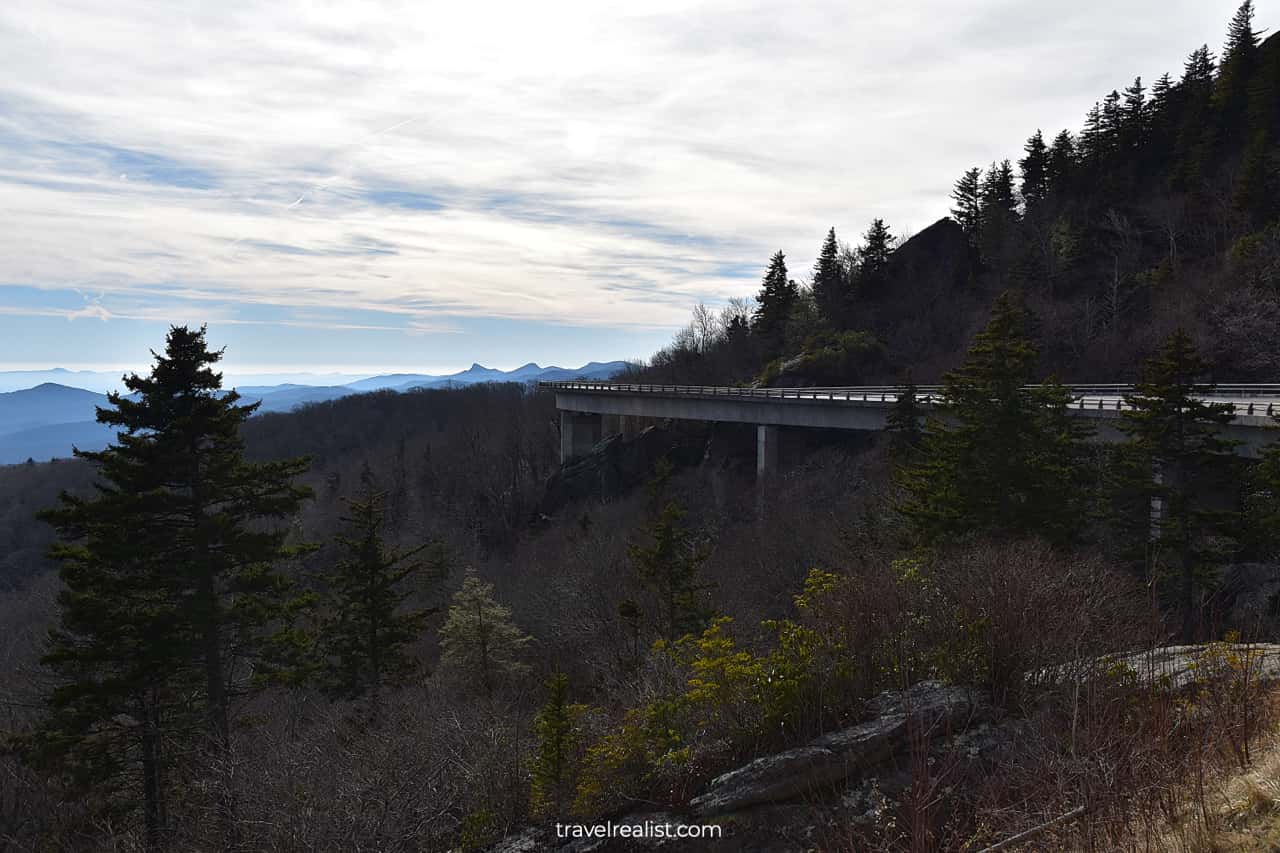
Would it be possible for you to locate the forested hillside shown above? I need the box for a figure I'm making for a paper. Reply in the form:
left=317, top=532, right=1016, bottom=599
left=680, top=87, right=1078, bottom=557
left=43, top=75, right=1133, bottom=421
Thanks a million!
left=3, top=4, right=1280, bottom=852
left=640, top=8, right=1280, bottom=388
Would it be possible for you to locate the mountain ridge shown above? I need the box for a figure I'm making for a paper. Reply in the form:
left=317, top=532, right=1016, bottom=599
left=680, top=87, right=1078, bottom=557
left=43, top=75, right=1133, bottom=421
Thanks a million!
left=0, top=360, right=629, bottom=464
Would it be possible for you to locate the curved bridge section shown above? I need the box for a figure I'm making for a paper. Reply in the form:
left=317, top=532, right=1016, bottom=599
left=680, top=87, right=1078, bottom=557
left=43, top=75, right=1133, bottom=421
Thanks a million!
left=540, top=381, right=1280, bottom=472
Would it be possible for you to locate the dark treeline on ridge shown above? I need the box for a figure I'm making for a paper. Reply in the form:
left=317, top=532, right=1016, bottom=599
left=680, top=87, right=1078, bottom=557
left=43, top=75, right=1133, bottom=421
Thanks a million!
left=636, top=1, right=1280, bottom=388
left=4, top=4, right=1280, bottom=852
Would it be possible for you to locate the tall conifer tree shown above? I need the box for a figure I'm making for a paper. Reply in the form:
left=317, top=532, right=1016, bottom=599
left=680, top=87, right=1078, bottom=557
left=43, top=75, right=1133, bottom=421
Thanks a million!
left=1108, top=330, right=1242, bottom=641
left=1046, top=130, right=1077, bottom=194
left=318, top=475, right=448, bottom=711
left=1019, top=130, right=1050, bottom=209
left=627, top=460, right=711, bottom=641
left=898, top=293, right=1093, bottom=545
left=1100, top=90, right=1124, bottom=151
left=1215, top=1, right=1260, bottom=128
left=979, top=161, right=1019, bottom=275
left=857, top=219, right=895, bottom=298
left=1121, top=77, right=1148, bottom=154
left=811, top=228, right=847, bottom=327
left=950, top=167, right=983, bottom=241
left=33, top=325, right=312, bottom=846
left=1080, top=103, right=1107, bottom=162
left=752, top=251, right=796, bottom=359
left=886, top=371, right=924, bottom=457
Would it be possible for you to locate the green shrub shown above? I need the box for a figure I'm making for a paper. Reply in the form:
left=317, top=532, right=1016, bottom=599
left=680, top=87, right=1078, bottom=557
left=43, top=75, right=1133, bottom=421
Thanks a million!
left=571, top=569, right=859, bottom=817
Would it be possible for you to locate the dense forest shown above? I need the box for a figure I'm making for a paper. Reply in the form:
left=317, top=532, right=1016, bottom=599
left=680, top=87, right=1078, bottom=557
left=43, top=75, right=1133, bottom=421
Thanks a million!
left=637, top=2, right=1280, bottom=389
left=3, top=4, right=1280, bottom=851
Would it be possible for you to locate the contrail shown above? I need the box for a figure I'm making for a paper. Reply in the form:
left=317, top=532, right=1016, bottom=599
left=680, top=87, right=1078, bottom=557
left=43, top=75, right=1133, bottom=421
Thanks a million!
left=221, top=114, right=424, bottom=252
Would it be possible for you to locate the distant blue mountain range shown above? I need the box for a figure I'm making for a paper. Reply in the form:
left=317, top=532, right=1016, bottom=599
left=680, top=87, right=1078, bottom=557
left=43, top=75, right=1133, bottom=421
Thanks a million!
left=0, top=361, right=627, bottom=464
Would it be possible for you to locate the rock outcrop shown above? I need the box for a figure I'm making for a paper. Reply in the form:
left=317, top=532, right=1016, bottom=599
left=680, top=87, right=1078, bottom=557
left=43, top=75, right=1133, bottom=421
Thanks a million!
left=487, top=682, right=1016, bottom=853
left=1094, top=643, right=1280, bottom=689
left=690, top=682, right=995, bottom=817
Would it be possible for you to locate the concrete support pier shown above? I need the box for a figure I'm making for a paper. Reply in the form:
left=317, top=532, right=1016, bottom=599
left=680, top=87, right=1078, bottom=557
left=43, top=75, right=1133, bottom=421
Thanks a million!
left=756, top=425, right=779, bottom=481
left=560, top=411, right=603, bottom=464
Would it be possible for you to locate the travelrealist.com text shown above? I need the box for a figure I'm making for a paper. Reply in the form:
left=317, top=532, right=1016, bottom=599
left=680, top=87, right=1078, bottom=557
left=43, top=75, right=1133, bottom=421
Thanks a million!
left=554, top=821, right=724, bottom=840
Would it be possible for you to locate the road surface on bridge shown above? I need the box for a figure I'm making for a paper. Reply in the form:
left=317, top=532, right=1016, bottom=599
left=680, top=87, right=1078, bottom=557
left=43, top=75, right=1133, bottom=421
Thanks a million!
left=540, top=380, right=1280, bottom=464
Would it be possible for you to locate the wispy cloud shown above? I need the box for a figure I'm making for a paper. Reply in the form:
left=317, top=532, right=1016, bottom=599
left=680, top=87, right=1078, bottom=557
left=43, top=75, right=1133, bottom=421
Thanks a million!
left=0, top=0, right=1268, bottom=366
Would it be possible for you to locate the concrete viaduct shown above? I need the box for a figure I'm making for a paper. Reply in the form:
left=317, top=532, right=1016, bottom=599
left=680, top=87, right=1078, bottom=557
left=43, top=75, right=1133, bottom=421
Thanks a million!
left=540, top=381, right=1280, bottom=479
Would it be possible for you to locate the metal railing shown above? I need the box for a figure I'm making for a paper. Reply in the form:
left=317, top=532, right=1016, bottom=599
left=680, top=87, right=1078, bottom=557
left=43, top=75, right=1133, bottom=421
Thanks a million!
left=538, top=381, right=1280, bottom=416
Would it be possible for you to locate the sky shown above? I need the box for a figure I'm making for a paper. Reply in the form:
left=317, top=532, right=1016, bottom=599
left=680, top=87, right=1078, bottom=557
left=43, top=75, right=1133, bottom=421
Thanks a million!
left=0, top=0, right=1270, bottom=376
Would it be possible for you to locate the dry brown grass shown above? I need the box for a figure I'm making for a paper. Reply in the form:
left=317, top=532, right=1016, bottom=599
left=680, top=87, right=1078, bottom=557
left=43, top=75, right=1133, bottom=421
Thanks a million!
left=1153, top=723, right=1280, bottom=853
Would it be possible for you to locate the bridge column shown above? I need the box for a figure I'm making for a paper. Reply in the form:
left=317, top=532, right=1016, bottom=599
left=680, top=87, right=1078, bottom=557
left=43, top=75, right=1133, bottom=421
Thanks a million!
left=756, top=425, right=779, bottom=481
left=599, top=414, right=640, bottom=440
left=560, top=411, right=603, bottom=464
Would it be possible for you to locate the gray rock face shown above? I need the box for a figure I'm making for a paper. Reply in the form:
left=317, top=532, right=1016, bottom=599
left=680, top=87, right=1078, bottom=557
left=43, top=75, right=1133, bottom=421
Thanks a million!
left=690, top=681, right=995, bottom=817
left=687, top=746, right=847, bottom=818
left=1099, top=643, right=1280, bottom=689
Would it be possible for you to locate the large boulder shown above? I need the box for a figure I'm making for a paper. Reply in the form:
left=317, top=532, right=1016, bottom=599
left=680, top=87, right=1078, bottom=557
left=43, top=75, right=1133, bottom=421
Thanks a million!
left=690, top=682, right=994, bottom=817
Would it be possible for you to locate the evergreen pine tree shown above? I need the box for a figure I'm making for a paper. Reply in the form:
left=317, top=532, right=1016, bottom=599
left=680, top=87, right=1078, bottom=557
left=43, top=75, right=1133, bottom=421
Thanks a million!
left=752, top=251, right=797, bottom=359
left=811, top=227, right=847, bottom=328
left=1046, top=130, right=1077, bottom=194
left=856, top=219, right=895, bottom=298
left=1214, top=1, right=1260, bottom=128
left=1174, top=46, right=1219, bottom=186
left=1183, top=45, right=1218, bottom=89
left=1019, top=130, right=1050, bottom=209
left=1152, top=72, right=1175, bottom=108
left=979, top=161, right=1018, bottom=276
left=318, top=476, right=449, bottom=711
left=32, top=505, right=193, bottom=849
left=983, top=160, right=1018, bottom=218
left=897, top=293, right=1094, bottom=545
left=1121, top=77, right=1148, bottom=154
left=438, top=570, right=532, bottom=695
left=529, top=672, right=586, bottom=818
left=32, top=325, right=312, bottom=846
left=1147, top=73, right=1179, bottom=168
left=886, top=371, right=924, bottom=457
left=1246, top=432, right=1280, bottom=558
left=950, top=167, right=983, bottom=242
left=1080, top=103, right=1106, bottom=162
left=628, top=462, right=711, bottom=641
left=1100, top=90, right=1123, bottom=156
left=1108, top=330, right=1242, bottom=641
left=1247, top=19, right=1280, bottom=138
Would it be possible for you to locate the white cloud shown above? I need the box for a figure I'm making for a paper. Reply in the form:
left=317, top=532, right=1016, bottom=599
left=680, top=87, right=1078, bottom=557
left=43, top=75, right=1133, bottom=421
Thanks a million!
left=0, top=0, right=1268, bottom=335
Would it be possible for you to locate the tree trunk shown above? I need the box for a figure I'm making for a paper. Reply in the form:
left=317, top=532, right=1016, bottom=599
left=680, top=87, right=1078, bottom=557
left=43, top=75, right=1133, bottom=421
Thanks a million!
left=192, top=447, right=235, bottom=846
left=140, top=698, right=163, bottom=851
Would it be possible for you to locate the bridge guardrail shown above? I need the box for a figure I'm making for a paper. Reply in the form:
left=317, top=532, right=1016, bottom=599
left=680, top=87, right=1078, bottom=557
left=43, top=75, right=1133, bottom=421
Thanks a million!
left=537, top=381, right=1280, bottom=416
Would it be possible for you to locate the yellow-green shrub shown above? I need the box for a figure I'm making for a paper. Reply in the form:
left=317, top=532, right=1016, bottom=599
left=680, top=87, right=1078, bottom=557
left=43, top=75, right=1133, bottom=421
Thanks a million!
left=571, top=569, right=859, bottom=816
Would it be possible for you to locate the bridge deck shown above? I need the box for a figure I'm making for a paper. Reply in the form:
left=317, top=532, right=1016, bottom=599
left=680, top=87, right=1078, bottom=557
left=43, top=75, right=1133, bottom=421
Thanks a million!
left=540, top=381, right=1280, bottom=460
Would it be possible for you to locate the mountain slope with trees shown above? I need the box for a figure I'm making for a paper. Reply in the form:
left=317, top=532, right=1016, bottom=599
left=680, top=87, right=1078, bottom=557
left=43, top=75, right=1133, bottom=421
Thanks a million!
left=2, top=5, right=1280, bottom=852
left=638, top=6, right=1279, bottom=388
